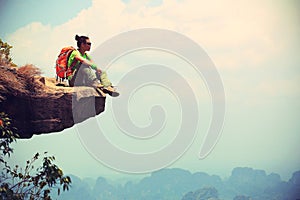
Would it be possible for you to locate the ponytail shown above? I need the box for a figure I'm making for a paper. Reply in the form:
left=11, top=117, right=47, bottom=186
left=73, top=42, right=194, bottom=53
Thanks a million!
left=75, top=35, right=89, bottom=48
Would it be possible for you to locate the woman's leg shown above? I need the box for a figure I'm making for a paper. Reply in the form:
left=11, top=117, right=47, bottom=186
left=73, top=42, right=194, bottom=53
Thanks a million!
left=70, top=65, right=98, bottom=87
left=96, top=71, right=112, bottom=87
left=82, top=66, right=98, bottom=86
left=96, top=71, right=119, bottom=97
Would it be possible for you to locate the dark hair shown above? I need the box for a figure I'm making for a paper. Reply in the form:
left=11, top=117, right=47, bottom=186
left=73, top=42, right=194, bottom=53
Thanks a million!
left=75, top=35, right=89, bottom=48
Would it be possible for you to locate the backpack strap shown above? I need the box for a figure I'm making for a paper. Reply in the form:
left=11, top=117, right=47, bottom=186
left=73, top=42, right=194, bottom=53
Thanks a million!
left=66, top=49, right=79, bottom=78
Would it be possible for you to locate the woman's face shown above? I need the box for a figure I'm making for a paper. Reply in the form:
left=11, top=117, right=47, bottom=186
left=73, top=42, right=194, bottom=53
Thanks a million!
left=82, top=39, right=91, bottom=51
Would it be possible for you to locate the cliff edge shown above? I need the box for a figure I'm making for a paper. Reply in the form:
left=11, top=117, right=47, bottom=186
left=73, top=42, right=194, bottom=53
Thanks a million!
left=0, top=65, right=105, bottom=138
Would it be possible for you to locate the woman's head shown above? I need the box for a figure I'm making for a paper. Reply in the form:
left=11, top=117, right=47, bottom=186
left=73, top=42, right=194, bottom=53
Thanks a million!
left=75, top=35, right=91, bottom=50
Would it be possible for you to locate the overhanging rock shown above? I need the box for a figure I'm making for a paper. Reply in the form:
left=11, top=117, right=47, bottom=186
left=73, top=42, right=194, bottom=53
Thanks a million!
left=0, top=76, right=105, bottom=138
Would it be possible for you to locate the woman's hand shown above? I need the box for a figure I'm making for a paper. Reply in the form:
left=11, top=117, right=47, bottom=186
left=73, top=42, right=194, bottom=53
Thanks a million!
left=96, top=68, right=102, bottom=74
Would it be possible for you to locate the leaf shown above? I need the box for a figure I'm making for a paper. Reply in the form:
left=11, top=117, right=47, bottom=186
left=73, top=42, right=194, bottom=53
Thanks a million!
left=18, top=173, right=23, bottom=178
left=34, top=152, right=39, bottom=159
left=63, top=184, right=67, bottom=191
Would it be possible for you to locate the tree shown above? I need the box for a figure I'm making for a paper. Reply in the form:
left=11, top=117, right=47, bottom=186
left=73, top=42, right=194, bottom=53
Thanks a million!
left=0, top=39, right=16, bottom=67
left=181, top=187, right=220, bottom=200
left=0, top=112, right=71, bottom=200
left=0, top=39, right=71, bottom=199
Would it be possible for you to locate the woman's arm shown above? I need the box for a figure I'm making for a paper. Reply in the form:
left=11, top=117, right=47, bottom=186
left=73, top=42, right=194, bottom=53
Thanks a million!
left=74, top=54, right=95, bottom=68
left=73, top=52, right=102, bottom=73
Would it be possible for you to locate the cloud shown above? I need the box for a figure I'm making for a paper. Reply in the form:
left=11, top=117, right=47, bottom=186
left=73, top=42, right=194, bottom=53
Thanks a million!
left=4, top=0, right=300, bottom=178
left=6, top=0, right=299, bottom=101
left=257, top=77, right=300, bottom=97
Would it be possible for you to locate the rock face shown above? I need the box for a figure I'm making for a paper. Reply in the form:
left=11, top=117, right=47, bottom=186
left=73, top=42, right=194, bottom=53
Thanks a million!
left=0, top=65, right=105, bottom=138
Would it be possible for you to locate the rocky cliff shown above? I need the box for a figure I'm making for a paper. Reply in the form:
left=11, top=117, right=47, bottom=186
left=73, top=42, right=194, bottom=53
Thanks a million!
left=0, top=65, right=105, bottom=138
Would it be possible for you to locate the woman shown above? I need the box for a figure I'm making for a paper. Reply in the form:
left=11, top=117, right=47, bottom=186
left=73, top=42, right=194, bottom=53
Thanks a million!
left=68, top=35, right=119, bottom=97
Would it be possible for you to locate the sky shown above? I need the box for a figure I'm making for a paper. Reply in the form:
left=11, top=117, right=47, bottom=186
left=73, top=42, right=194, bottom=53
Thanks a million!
left=1, top=0, right=300, bottom=181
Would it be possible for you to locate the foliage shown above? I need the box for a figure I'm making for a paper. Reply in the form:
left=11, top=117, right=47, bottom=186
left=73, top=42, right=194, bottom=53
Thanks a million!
left=0, top=64, right=45, bottom=103
left=181, top=187, right=220, bottom=200
left=0, top=112, right=71, bottom=200
left=0, top=38, right=44, bottom=102
left=17, top=64, right=43, bottom=93
left=0, top=39, right=16, bottom=67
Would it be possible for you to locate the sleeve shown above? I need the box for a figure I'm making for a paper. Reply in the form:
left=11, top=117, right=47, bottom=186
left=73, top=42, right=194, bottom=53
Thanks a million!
left=86, top=53, right=97, bottom=70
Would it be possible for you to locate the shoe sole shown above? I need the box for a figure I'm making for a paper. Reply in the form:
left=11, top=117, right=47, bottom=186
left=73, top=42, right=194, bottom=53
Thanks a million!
left=102, top=88, right=120, bottom=97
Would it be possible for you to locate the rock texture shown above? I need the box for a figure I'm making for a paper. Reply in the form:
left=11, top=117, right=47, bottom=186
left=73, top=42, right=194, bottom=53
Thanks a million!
left=0, top=65, right=105, bottom=138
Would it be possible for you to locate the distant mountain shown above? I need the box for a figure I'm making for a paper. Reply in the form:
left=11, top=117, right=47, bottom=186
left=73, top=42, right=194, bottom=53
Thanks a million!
left=181, top=187, right=220, bottom=200
left=52, top=174, right=95, bottom=200
left=52, top=167, right=300, bottom=200
left=232, top=195, right=252, bottom=200
left=92, top=177, right=123, bottom=199
left=223, top=167, right=300, bottom=199
left=288, top=171, right=300, bottom=198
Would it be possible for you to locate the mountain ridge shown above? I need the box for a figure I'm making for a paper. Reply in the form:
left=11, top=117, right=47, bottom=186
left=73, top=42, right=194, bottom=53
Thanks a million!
left=52, top=167, right=300, bottom=200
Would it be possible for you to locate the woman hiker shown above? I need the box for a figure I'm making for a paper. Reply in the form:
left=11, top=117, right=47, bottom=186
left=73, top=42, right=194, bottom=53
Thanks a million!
left=67, top=34, right=119, bottom=97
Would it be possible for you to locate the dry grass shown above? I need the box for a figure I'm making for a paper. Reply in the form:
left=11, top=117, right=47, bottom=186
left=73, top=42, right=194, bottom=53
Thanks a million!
left=17, top=64, right=43, bottom=92
left=17, top=64, right=41, bottom=77
left=0, top=64, right=44, bottom=102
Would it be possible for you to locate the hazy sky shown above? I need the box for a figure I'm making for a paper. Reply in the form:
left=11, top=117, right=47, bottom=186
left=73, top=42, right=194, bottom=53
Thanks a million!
left=1, top=0, right=300, bottom=181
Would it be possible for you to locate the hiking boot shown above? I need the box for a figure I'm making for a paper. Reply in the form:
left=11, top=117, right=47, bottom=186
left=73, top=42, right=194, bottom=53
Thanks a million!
left=92, top=83, right=106, bottom=97
left=102, top=86, right=120, bottom=97
left=95, top=87, right=106, bottom=97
